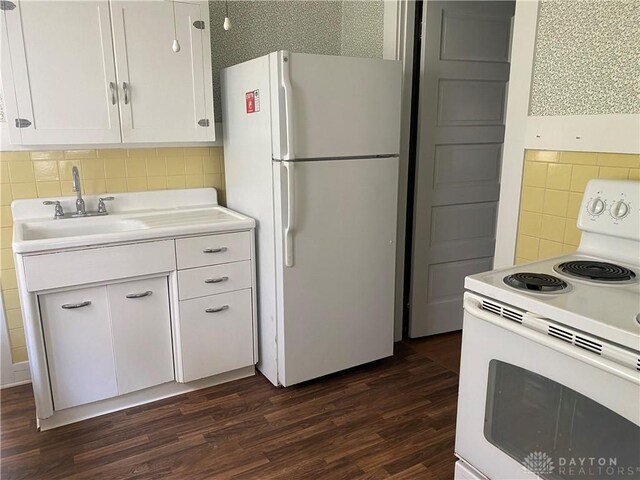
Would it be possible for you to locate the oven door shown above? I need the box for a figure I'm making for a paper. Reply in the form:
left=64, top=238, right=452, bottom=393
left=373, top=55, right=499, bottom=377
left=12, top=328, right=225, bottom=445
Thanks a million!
left=456, top=292, right=640, bottom=480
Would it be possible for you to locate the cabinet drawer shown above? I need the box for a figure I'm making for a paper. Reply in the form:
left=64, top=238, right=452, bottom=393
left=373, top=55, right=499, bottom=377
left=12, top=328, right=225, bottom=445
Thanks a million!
left=175, top=232, right=251, bottom=270
left=178, top=261, right=252, bottom=300
left=178, top=289, right=254, bottom=382
left=23, top=240, right=175, bottom=292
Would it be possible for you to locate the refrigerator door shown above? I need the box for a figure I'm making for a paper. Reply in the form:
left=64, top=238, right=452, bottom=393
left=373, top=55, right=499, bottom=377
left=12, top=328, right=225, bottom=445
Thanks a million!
left=270, top=51, right=402, bottom=161
left=272, top=157, right=399, bottom=386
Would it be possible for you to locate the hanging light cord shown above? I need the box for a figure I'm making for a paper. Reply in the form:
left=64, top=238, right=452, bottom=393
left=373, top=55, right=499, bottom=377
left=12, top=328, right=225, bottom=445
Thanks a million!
left=223, top=0, right=231, bottom=30
left=172, top=0, right=181, bottom=52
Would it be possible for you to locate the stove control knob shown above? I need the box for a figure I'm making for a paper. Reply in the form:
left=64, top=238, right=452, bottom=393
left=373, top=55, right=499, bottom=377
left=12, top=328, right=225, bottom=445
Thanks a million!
left=610, top=200, right=629, bottom=220
left=587, top=197, right=606, bottom=216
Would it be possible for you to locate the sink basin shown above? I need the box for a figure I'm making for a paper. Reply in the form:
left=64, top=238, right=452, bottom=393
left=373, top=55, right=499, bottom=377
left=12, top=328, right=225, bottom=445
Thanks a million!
left=21, top=218, right=147, bottom=241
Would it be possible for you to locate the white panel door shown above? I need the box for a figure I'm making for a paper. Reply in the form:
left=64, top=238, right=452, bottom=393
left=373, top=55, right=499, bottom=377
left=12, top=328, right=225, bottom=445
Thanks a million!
left=273, top=158, right=398, bottom=386
left=1, top=0, right=121, bottom=144
left=409, top=1, right=514, bottom=337
left=108, top=277, right=174, bottom=395
left=271, top=52, right=402, bottom=160
left=110, top=0, right=214, bottom=143
left=40, top=286, right=117, bottom=410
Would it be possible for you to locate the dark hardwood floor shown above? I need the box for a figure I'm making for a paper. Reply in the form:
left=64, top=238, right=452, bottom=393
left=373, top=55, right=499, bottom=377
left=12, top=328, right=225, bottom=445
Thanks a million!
left=1, top=334, right=462, bottom=480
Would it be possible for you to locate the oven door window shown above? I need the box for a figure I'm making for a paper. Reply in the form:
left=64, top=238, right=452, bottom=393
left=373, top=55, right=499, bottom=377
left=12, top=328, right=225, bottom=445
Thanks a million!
left=484, top=360, right=640, bottom=479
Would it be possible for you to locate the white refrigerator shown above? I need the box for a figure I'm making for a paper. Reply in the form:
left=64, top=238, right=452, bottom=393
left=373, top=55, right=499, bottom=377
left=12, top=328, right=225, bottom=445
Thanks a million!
left=221, top=51, right=402, bottom=387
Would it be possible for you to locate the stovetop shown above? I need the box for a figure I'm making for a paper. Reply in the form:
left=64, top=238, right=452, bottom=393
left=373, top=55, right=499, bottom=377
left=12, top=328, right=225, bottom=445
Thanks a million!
left=466, top=254, right=640, bottom=351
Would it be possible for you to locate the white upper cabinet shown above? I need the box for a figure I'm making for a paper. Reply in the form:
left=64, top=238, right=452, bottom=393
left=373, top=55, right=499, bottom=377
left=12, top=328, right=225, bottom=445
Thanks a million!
left=110, top=0, right=214, bottom=143
left=1, top=1, right=122, bottom=145
left=0, top=0, right=214, bottom=145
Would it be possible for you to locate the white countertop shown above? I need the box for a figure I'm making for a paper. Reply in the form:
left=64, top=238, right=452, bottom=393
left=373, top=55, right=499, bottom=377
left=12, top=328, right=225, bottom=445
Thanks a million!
left=12, top=188, right=255, bottom=254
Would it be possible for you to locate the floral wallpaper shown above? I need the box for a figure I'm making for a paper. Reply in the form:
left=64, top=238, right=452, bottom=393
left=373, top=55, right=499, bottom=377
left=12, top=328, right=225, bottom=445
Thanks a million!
left=530, top=0, right=640, bottom=116
left=208, top=0, right=384, bottom=122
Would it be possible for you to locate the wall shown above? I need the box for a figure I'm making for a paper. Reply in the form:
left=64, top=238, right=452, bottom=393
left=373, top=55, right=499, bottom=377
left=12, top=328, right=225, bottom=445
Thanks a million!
left=530, top=0, right=639, bottom=116
left=515, top=150, right=640, bottom=264
left=0, top=146, right=226, bottom=363
left=208, top=0, right=384, bottom=121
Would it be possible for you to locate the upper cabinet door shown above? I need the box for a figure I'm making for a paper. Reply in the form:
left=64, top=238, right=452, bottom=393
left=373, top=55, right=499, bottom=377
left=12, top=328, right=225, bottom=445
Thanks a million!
left=110, top=0, right=215, bottom=143
left=1, top=1, right=122, bottom=145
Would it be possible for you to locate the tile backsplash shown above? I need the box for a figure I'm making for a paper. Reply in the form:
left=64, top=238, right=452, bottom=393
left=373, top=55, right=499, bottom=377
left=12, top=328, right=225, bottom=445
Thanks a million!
left=515, top=150, right=640, bottom=265
left=0, top=146, right=226, bottom=364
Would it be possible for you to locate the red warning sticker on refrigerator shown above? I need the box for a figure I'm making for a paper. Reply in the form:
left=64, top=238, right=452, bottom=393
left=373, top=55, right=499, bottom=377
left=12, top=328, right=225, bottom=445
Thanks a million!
left=245, top=90, right=260, bottom=114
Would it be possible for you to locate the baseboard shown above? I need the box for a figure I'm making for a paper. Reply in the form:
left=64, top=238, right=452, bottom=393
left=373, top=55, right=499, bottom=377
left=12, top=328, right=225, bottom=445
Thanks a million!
left=0, top=361, right=32, bottom=389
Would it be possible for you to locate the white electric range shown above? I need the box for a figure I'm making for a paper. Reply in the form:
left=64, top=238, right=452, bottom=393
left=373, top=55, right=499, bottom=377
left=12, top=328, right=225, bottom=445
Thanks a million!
left=455, top=179, right=640, bottom=480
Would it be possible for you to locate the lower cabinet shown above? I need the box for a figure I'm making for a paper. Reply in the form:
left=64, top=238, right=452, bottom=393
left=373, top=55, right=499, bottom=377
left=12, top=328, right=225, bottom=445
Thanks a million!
left=40, top=277, right=174, bottom=410
left=179, top=289, right=254, bottom=382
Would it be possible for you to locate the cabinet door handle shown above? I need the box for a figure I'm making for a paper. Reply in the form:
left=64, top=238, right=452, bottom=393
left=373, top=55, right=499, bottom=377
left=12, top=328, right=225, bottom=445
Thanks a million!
left=109, top=82, right=117, bottom=105
left=204, top=276, right=228, bottom=284
left=205, top=305, right=229, bottom=313
left=61, top=301, right=91, bottom=309
left=126, top=291, right=153, bottom=299
left=203, top=247, right=227, bottom=254
left=123, top=82, right=130, bottom=104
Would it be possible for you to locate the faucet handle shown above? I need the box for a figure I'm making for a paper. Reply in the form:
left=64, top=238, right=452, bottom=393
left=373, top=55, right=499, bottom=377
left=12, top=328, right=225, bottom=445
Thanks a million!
left=98, top=196, right=115, bottom=214
left=43, top=200, right=65, bottom=219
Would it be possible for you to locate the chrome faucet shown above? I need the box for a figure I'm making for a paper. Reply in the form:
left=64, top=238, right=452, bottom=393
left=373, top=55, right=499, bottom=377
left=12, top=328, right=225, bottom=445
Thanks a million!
left=71, top=166, right=86, bottom=216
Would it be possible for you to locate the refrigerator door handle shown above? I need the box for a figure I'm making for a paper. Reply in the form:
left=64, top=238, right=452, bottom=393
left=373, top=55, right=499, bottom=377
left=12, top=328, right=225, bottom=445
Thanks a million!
left=280, top=51, right=295, bottom=161
left=283, top=161, right=295, bottom=267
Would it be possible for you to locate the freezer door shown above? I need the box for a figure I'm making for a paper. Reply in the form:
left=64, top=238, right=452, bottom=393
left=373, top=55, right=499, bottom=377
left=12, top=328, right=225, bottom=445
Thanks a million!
left=270, top=51, right=402, bottom=160
left=273, top=157, right=399, bottom=386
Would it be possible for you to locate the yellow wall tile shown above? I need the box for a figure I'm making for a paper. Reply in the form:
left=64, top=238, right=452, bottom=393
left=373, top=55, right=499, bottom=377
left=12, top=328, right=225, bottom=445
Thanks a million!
left=563, top=221, right=581, bottom=246
left=11, top=183, right=38, bottom=200
left=204, top=156, right=222, bottom=174
left=596, top=153, right=640, bottom=168
left=165, top=157, right=186, bottom=175
left=204, top=173, right=224, bottom=189
left=1, top=269, right=18, bottom=289
left=3, top=288, right=20, bottom=310
left=0, top=186, right=12, bottom=206
left=538, top=239, right=563, bottom=259
left=58, top=159, right=80, bottom=181
left=561, top=244, right=577, bottom=255
left=81, top=158, right=106, bottom=179
left=521, top=186, right=545, bottom=213
left=146, top=157, right=167, bottom=176
left=0, top=206, right=13, bottom=227
left=185, top=157, right=204, bottom=175
left=569, top=165, right=599, bottom=192
left=0, top=162, right=10, bottom=183
left=127, top=148, right=157, bottom=157
left=125, top=157, right=147, bottom=177
left=33, top=160, right=60, bottom=181
left=8, top=161, right=35, bottom=183
left=167, top=175, right=186, bottom=189
left=542, top=189, right=569, bottom=217
left=515, top=234, right=539, bottom=261
left=0, top=227, right=12, bottom=246
left=1, top=248, right=15, bottom=270
left=9, top=327, right=26, bottom=348
left=185, top=175, right=204, bottom=188
left=30, top=151, right=63, bottom=161
left=566, top=192, right=584, bottom=219
left=64, top=149, right=97, bottom=160
left=525, top=150, right=559, bottom=163
left=105, top=158, right=127, bottom=178
left=83, top=179, right=107, bottom=194
left=1, top=152, right=30, bottom=161
left=36, top=181, right=62, bottom=198
left=515, top=257, right=530, bottom=265
left=559, top=151, right=597, bottom=165
left=523, top=162, right=548, bottom=188
left=545, top=164, right=572, bottom=190
left=11, top=347, right=27, bottom=363
left=126, top=177, right=147, bottom=192
left=598, top=167, right=629, bottom=179
left=147, top=176, right=168, bottom=190
left=6, top=308, right=23, bottom=330
left=518, top=211, right=542, bottom=237
left=105, top=178, right=128, bottom=193
left=629, top=169, right=640, bottom=180
left=540, top=215, right=566, bottom=242
left=184, top=147, right=209, bottom=156
left=97, top=149, right=127, bottom=158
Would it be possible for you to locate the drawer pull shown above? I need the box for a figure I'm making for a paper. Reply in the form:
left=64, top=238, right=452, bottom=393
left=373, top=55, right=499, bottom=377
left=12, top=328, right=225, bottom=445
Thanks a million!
left=203, top=247, right=227, bottom=254
left=204, top=276, right=229, bottom=284
left=205, top=305, right=229, bottom=313
left=126, top=291, right=153, bottom=299
left=61, top=301, right=91, bottom=309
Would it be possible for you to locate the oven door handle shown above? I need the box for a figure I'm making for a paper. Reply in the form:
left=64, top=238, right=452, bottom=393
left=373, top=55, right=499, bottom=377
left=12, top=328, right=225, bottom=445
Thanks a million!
left=464, top=294, right=639, bottom=385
